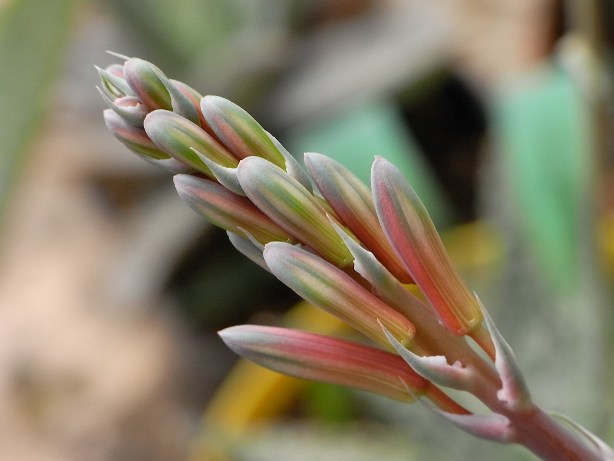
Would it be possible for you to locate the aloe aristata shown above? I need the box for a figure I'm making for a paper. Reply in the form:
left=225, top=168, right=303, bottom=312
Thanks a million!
left=97, top=55, right=613, bottom=461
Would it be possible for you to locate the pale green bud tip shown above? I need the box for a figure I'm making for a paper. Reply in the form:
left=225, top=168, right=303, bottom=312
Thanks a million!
left=144, top=110, right=238, bottom=177
left=123, top=58, right=172, bottom=111
left=201, top=95, right=285, bottom=167
left=219, top=325, right=428, bottom=402
left=263, top=242, right=415, bottom=346
left=238, top=156, right=352, bottom=267
left=371, top=156, right=482, bottom=335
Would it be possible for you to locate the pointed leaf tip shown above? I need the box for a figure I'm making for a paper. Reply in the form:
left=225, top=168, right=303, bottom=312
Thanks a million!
left=477, top=296, right=532, bottom=410
left=380, top=321, right=476, bottom=391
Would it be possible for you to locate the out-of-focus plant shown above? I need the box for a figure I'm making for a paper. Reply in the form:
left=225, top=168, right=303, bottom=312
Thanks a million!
left=96, top=55, right=614, bottom=461
left=0, top=0, right=77, bottom=225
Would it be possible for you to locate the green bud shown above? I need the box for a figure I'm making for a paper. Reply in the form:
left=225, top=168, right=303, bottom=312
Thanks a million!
left=123, top=58, right=172, bottom=111
left=144, top=110, right=238, bottom=177
left=201, top=96, right=285, bottom=167
left=238, top=156, right=352, bottom=267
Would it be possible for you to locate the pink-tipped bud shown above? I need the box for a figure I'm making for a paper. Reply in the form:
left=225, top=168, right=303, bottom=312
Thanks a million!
left=371, top=157, right=482, bottom=335
left=219, top=325, right=427, bottom=402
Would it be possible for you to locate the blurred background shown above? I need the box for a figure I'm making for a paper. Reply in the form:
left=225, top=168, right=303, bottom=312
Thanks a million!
left=0, top=0, right=613, bottom=460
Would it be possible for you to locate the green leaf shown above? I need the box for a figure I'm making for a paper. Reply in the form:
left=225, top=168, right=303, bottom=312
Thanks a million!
left=492, top=65, right=591, bottom=289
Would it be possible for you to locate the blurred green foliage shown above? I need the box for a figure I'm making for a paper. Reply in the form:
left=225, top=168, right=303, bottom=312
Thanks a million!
left=493, top=64, right=591, bottom=289
left=0, top=0, right=78, bottom=225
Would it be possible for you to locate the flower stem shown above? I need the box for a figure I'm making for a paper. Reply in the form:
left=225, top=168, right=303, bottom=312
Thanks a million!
left=507, top=406, right=607, bottom=461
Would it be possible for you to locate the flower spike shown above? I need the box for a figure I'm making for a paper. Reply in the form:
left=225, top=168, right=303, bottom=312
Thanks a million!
left=96, top=55, right=614, bottom=461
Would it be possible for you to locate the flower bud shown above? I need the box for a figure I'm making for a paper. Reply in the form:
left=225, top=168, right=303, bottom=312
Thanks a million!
left=201, top=95, right=285, bottom=167
left=123, top=58, right=172, bottom=111
left=238, top=157, right=352, bottom=266
left=263, top=242, right=415, bottom=346
left=103, top=109, right=169, bottom=160
left=174, top=174, right=290, bottom=244
left=145, top=110, right=238, bottom=177
left=371, top=157, right=482, bottom=335
left=219, top=325, right=427, bottom=402
left=305, top=152, right=412, bottom=283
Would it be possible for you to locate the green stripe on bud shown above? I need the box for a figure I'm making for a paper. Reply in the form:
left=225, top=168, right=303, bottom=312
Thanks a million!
left=145, top=110, right=238, bottom=177
left=238, top=156, right=352, bottom=266
left=123, top=58, right=172, bottom=111
left=372, top=157, right=482, bottom=335
left=263, top=242, right=415, bottom=346
left=174, top=174, right=290, bottom=244
left=201, top=96, right=285, bottom=167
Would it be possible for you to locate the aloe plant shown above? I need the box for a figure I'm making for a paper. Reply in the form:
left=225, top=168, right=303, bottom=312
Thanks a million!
left=96, top=55, right=613, bottom=461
